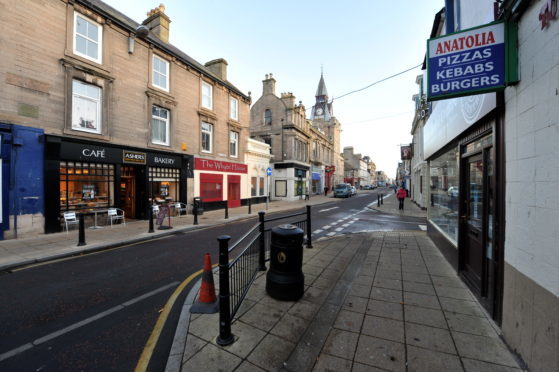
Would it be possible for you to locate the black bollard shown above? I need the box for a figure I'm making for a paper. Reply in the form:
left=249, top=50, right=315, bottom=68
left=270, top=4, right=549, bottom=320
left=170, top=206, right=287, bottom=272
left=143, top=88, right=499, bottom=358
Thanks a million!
left=77, top=214, right=86, bottom=246
left=148, top=207, right=155, bottom=233
left=381, top=194, right=384, bottom=205
left=377, top=194, right=380, bottom=206
left=216, top=235, right=234, bottom=346
left=193, top=205, right=199, bottom=225
left=225, top=202, right=229, bottom=219
left=248, top=198, right=252, bottom=214
left=306, top=205, right=313, bottom=248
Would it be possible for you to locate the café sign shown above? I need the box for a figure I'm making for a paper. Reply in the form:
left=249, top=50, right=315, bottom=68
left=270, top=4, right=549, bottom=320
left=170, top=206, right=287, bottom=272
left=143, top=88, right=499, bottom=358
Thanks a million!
left=427, top=21, right=518, bottom=101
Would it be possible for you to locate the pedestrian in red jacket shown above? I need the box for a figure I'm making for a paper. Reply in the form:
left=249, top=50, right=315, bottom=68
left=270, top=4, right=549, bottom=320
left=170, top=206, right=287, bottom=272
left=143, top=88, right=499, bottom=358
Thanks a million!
left=396, top=187, right=407, bottom=210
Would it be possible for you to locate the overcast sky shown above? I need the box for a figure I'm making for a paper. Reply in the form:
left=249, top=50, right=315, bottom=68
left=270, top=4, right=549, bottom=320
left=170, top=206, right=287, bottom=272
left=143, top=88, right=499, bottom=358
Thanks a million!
left=103, top=0, right=443, bottom=178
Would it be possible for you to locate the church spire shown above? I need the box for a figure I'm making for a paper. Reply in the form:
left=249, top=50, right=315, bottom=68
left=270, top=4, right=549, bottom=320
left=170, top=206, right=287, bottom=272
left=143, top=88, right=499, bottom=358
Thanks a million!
left=315, top=72, right=328, bottom=98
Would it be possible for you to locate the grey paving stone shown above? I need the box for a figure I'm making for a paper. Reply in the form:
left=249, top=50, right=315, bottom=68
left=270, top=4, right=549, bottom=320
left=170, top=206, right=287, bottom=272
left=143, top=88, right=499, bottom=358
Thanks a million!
left=407, top=345, right=464, bottom=372
left=366, top=299, right=403, bottom=321
left=312, top=275, right=338, bottom=290
left=188, top=313, right=219, bottom=341
left=439, top=297, right=486, bottom=317
left=370, top=287, right=403, bottom=303
left=322, top=328, right=359, bottom=360
left=353, top=275, right=374, bottom=287
left=234, top=361, right=266, bottom=372
left=405, top=322, right=457, bottom=354
left=358, top=267, right=376, bottom=277
left=402, top=271, right=431, bottom=284
left=247, top=333, right=296, bottom=371
left=361, top=315, right=405, bottom=343
left=375, top=270, right=402, bottom=281
left=435, top=285, right=475, bottom=300
left=377, top=263, right=401, bottom=272
left=304, top=264, right=325, bottom=276
left=182, top=343, right=241, bottom=372
left=445, top=312, right=498, bottom=337
left=354, top=334, right=406, bottom=372
left=351, top=362, right=387, bottom=372
left=349, top=283, right=371, bottom=298
left=312, top=353, right=352, bottom=372
left=452, top=332, right=520, bottom=367
left=401, top=264, right=430, bottom=275
left=234, top=298, right=257, bottom=319
left=403, top=292, right=441, bottom=309
left=462, top=357, right=522, bottom=372
left=288, top=300, right=320, bottom=320
left=238, top=303, right=283, bottom=332
left=403, top=281, right=436, bottom=296
left=342, top=295, right=368, bottom=313
left=269, top=312, right=309, bottom=344
left=431, top=274, right=467, bottom=289
left=182, top=334, right=207, bottom=363
left=221, top=320, right=267, bottom=359
left=303, top=286, right=329, bottom=304
left=259, top=294, right=296, bottom=312
left=373, top=277, right=403, bottom=291
left=404, top=305, right=448, bottom=329
left=333, top=309, right=364, bottom=333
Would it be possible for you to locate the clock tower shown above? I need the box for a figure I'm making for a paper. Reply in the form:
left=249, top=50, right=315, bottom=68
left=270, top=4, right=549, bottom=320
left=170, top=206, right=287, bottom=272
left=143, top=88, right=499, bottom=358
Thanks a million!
left=311, top=73, right=332, bottom=120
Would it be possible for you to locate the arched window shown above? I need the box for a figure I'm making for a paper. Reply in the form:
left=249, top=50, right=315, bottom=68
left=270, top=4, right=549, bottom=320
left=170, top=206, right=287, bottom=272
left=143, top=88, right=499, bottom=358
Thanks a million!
left=264, top=109, right=272, bottom=125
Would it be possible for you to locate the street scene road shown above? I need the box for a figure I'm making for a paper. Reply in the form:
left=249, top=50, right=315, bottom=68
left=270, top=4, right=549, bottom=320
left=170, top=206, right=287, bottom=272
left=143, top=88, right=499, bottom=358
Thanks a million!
left=0, top=190, right=414, bottom=371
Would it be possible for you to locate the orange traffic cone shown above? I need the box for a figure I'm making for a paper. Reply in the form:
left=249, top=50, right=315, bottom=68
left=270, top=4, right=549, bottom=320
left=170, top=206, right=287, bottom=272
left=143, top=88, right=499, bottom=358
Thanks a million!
left=190, top=253, right=219, bottom=314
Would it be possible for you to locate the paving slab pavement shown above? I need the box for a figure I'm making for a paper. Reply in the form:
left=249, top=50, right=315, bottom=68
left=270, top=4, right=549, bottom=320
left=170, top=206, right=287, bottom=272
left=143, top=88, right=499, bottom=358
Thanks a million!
left=178, top=231, right=524, bottom=372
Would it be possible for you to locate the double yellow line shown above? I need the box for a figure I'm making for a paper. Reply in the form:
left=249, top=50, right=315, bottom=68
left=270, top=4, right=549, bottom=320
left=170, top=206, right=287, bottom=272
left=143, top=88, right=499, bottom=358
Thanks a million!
left=135, top=264, right=216, bottom=372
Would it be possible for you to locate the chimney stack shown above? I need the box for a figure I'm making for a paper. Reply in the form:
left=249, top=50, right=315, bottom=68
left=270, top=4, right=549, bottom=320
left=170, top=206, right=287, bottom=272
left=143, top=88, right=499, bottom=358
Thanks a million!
left=205, top=59, right=228, bottom=81
left=263, top=73, right=276, bottom=95
left=143, top=4, right=171, bottom=43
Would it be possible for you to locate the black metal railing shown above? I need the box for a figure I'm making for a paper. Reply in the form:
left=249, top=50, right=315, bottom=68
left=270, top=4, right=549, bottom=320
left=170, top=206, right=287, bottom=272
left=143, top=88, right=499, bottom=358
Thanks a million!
left=216, top=205, right=312, bottom=345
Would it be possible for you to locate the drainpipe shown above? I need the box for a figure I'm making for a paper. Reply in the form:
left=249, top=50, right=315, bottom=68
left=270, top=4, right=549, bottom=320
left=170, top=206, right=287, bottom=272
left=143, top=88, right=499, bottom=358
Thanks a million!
left=445, top=0, right=455, bottom=34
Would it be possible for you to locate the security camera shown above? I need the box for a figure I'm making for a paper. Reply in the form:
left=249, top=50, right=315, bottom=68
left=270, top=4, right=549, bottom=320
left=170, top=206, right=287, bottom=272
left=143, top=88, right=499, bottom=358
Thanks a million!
left=136, top=25, right=149, bottom=38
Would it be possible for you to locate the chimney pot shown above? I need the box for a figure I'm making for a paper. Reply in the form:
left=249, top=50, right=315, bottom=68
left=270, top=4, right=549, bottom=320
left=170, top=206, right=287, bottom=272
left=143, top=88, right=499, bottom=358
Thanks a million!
left=143, top=3, right=171, bottom=43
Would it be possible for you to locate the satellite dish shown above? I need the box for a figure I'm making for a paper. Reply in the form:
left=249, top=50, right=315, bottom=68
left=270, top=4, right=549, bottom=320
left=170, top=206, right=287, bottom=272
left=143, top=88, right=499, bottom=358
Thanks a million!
left=136, top=25, right=149, bottom=38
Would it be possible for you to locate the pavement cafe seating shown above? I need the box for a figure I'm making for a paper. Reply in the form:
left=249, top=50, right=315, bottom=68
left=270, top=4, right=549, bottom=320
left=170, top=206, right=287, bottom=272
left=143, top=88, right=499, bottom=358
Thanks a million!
left=174, top=202, right=190, bottom=217
left=63, top=212, right=80, bottom=233
left=107, top=208, right=125, bottom=227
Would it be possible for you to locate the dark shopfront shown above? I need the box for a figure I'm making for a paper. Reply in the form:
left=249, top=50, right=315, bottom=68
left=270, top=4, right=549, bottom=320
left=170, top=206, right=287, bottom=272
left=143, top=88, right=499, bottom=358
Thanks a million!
left=44, top=136, right=193, bottom=233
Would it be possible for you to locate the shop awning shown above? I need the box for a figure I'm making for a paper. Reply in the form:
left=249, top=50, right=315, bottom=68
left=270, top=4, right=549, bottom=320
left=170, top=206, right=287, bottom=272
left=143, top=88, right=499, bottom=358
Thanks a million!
left=312, top=172, right=321, bottom=181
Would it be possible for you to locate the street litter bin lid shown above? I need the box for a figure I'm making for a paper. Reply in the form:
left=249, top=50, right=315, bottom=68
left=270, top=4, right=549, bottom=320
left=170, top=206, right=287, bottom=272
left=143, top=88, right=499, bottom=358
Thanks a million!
left=278, top=224, right=296, bottom=230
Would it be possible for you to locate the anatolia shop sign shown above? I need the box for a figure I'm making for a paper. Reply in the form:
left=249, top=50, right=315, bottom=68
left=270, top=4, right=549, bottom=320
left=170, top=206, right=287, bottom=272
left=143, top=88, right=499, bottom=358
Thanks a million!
left=195, top=158, right=247, bottom=173
left=427, top=21, right=518, bottom=101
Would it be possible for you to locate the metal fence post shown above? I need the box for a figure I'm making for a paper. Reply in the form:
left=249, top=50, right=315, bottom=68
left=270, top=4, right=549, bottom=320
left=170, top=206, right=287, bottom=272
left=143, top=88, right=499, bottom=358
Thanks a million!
left=148, top=206, right=155, bottom=233
left=216, top=235, right=234, bottom=346
left=306, top=205, right=313, bottom=248
left=77, top=214, right=86, bottom=246
left=225, top=202, right=229, bottom=219
left=248, top=198, right=252, bottom=214
left=258, top=211, right=266, bottom=271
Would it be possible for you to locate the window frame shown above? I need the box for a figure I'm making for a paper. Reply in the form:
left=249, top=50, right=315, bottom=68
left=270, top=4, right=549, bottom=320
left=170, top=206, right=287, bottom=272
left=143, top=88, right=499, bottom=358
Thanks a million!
left=201, top=122, right=213, bottom=153
left=264, top=109, right=272, bottom=125
left=229, top=131, right=239, bottom=158
left=229, top=97, right=238, bottom=121
left=151, top=105, right=170, bottom=146
left=201, top=81, right=213, bottom=110
left=152, top=55, right=170, bottom=92
left=71, top=79, right=102, bottom=134
left=73, top=12, right=102, bottom=64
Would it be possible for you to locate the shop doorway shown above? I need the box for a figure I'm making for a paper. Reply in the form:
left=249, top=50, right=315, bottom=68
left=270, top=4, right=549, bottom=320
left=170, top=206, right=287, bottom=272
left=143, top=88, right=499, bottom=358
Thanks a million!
left=121, top=166, right=136, bottom=218
left=460, top=145, right=498, bottom=317
left=227, top=175, right=240, bottom=208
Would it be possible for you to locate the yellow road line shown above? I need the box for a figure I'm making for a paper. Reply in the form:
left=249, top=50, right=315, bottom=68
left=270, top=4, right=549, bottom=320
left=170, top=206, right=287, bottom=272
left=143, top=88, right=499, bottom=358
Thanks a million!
left=135, top=264, right=217, bottom=372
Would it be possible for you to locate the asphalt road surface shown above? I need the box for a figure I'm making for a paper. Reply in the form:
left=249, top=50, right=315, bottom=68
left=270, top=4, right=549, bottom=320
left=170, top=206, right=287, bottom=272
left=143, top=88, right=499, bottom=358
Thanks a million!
left=0, top=189, right=425, bottom=371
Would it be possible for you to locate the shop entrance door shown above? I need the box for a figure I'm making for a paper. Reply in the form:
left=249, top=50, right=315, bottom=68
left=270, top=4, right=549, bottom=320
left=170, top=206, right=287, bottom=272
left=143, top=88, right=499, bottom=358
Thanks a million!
left=227, top=175, right=240, bottom=208
left=121, top=166, right=136, bottom=219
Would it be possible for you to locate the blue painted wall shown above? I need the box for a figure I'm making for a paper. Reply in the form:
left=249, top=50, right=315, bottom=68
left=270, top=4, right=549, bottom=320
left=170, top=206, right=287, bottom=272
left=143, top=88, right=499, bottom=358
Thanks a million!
left=0, top=123, right=44, bottom=239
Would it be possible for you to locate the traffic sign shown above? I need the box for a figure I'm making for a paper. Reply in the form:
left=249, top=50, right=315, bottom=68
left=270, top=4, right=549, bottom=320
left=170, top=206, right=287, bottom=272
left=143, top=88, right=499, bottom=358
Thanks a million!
left=266, top=167, right=272, bottom=176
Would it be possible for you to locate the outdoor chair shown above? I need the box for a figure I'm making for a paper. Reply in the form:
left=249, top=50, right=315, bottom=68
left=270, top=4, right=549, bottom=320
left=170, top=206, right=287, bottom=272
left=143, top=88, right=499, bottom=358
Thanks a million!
left=174, top=202, right=190, bottom=217
left=63, top=212, right=79, bottom=233
left=107, top=208, right=125, bottom=227
left=152, top=205, right=160, bottom=215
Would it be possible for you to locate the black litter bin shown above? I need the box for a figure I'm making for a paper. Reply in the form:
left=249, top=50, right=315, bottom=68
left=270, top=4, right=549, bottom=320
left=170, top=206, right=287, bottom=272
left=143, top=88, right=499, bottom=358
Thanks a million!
left=266, top=224, right=305, bottom=301
left=193, top=197, right=204, bottom=215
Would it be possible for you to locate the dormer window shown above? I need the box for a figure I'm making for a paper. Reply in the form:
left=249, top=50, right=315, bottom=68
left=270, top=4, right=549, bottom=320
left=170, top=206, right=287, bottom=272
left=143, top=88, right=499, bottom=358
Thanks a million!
left=74, top=13, right=102, bottom=64
left=264, top=109, right=272, bottom=125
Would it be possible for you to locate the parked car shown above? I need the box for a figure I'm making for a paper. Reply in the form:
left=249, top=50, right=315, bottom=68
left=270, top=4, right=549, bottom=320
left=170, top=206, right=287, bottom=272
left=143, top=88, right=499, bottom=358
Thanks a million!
left=350, top=186, right=357, bottom=196
left=333, top=184, right=351, bottom=198
left=363, top=184, right=372, bottom=190
left=447, top=186, right=459, bottom=198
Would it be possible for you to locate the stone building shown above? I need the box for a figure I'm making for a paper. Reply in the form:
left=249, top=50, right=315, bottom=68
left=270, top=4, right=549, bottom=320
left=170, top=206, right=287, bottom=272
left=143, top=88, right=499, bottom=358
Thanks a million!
left=410, top=75, right=429, bottom=209
left=249, top=74, right=340, bottom=200
left=0, top=0, right=250, bottom=238
left=342, top=147, right=370, bottom=187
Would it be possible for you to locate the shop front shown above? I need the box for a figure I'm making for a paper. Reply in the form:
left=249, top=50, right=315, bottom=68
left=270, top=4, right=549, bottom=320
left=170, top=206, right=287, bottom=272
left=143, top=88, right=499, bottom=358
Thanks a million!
left=193, top=158, right=248, bottom=211
left=45, top=136, right=192, bottom=233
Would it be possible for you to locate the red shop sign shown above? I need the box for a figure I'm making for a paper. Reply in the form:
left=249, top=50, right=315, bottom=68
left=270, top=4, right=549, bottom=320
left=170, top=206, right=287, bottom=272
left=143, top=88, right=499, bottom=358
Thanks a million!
left=195, top=158, right=247, bottom=174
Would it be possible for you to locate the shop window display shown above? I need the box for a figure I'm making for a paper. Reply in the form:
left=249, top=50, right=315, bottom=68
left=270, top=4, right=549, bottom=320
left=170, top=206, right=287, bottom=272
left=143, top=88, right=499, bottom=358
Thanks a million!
left=429, top=146, right=460, bottom=244
left=60, top=162, right=114, bottom=211
left=149, top=167, right=179, bottom=204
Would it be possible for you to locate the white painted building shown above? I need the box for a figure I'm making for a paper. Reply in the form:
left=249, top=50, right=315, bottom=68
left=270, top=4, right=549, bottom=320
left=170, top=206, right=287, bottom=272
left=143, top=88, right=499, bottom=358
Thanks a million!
left=245, top=138, right=272, bottom=203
